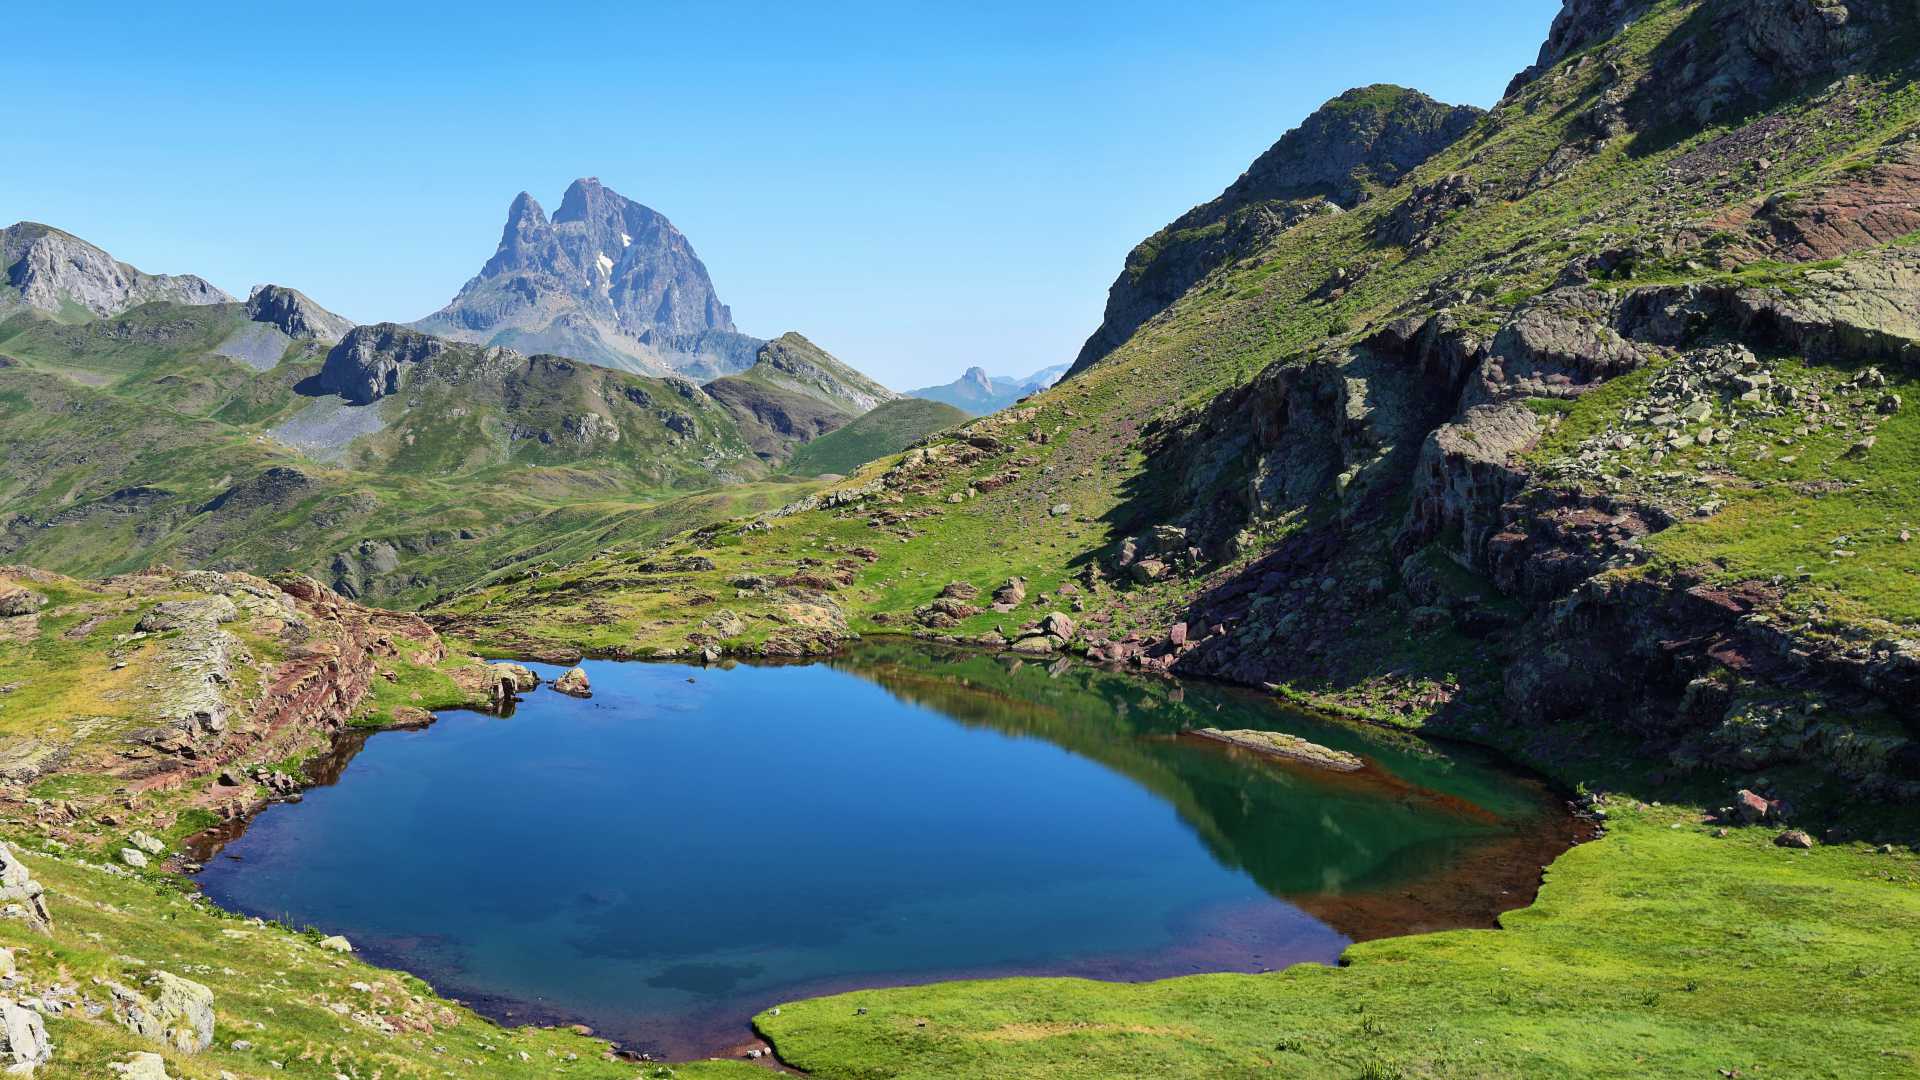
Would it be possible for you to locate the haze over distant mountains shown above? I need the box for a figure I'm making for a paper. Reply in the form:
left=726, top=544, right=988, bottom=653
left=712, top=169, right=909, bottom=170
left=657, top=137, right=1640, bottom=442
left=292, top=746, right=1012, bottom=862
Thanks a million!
left=413, top=177, right=765, bottom=380
left=907, top=363, right=1067, bottom=416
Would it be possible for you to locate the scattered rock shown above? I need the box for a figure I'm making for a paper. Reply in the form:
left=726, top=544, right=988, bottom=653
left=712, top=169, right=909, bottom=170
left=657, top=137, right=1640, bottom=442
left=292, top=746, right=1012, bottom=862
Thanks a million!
left=317, top=935, right=353, bottom=954
left=990, top=578, right=1028, bottom=609
left=0, top=590, right=46, bottom=619
left=938, top=581, right=979, bottom=601
left=110, top=972, right=214, bottom=1053
left=1040, top=611, right=1077, bottom=641
left=128, top=831, right=165, bottom=857
left=551, top=667, right=591, bottom=697
left=1731, top=788, right=1772, bottom=823
left=1775, top=830, right=1815, bottom=849
left=0, top=845, right=51, bottom=934
left=119, top=848, right=149, bottom=869
left=108, top=1051, right=172, bottom=1080
left=0, top=999, right=50, bottom=1073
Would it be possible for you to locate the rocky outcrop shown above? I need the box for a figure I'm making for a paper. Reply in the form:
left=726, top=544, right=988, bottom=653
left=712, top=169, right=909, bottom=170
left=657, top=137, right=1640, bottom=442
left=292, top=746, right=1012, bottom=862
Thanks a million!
left=552, top=667, right=591, bottom=697
left=0, top=589, right=44, bottom=618
left=245, top=284, right=353, bottom=342
left=1070, top=86, right=1482, bottom=374
left=316, top=323, right=457, bottom=405
left=0, top=221, right=231, bottom=318
left=0, top=843, right=51, bottom=934
left=1504, top=0, right=1656, bottom=96
left=414, top=178, right=749, bottom=376
left=108, top=972, right=215, bottom=1053
left=0, top=999, right=50, bottom=1073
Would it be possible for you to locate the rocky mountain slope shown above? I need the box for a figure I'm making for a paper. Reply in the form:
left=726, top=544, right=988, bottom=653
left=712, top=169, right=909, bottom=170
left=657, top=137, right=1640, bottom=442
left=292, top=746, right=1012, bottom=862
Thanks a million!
left=0, top=222, right=230, bottom=322
left=414, top=178, right=762, bottom=378
left=704, top=332, right=903, bottom=459
left=437, top=3, right=1920, bottom=1071
left=1068, top=85, right=1484, bottom=374
left=908, top=363, right=1067, bottom=416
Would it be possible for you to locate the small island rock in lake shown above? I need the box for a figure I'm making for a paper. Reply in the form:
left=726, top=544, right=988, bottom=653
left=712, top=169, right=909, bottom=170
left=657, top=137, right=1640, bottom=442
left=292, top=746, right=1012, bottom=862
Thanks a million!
left=552, top=667, right=591, bottom=697
left=1191, top=729, right=1364, bottom=772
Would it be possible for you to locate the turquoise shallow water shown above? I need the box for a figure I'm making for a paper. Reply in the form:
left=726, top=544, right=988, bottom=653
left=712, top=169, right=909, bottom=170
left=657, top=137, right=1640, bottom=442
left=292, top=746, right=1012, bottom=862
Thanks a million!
left=193, top=643, right=1570, bottom=1057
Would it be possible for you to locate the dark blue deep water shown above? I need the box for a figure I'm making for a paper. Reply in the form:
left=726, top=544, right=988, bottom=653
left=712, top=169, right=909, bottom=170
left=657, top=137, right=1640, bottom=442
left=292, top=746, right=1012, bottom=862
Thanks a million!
left=194, top=643, right=1573, bottom=1057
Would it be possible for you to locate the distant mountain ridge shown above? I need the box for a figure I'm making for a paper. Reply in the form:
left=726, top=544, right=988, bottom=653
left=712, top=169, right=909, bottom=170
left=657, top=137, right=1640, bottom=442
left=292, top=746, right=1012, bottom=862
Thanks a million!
left=909, top=363, right=1067, bottom=416
left=0, top=221, right=232, bottom=320
left=414, top=178, right=763, bottom=378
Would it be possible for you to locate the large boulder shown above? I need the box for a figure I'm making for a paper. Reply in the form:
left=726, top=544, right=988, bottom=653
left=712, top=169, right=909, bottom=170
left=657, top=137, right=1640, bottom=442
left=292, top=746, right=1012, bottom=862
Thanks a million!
left=110, top=972, right=215, bottom=1053
left=317, top=323, right=451, bottom=405
left=0, top=590, right=44, bottom=619
left=0, top=999, right=50, bottom=1073
left=108, top=1052, right=172, bottom=1080
left=0, top=844, right=50, bottom=934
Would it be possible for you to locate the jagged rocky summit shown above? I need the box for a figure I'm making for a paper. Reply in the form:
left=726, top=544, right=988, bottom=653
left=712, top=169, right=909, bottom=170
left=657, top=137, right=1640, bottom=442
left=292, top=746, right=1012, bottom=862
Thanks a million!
left=414, top=177, right=762, bottom=378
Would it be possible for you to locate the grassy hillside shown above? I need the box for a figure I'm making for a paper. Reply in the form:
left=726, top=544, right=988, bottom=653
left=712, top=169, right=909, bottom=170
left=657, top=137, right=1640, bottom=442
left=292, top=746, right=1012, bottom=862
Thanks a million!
left=784, top=398, right=967, bottom=477
left=0, top=304, right=823, bottom=604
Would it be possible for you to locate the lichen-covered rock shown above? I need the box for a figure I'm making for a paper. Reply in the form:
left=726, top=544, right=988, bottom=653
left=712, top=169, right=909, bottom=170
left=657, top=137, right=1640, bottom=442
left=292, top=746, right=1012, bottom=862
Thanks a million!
left=134, top=596, right=237, bottom=633
left=552, top=667, right=591, bottom=697
left=0, top=590, right=45, bottom=618
left=491, top=663, right=539, bottom=693
left=318, top=935, right=353, bottom=953
left=0, top=844, right=51, bottom=934
left=108, top=1052, right=172, bottom=1080
left=0, top=998, right=50, bottom=1073
left=110, top=972, right=214, bottom=1053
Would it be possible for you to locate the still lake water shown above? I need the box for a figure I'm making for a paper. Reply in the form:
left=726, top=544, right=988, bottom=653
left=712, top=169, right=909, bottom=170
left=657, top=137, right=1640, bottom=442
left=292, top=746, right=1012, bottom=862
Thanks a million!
left=194, top=642, right=1576, bottom=1057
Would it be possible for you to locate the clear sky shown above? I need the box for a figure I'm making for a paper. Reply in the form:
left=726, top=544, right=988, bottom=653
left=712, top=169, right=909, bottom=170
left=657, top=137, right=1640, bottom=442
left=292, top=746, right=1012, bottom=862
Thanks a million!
left=4, top=1, right=1559, bottom=388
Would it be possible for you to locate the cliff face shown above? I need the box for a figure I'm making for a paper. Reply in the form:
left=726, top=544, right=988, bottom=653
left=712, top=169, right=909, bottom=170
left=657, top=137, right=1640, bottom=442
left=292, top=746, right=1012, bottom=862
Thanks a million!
left=1068, top=86, right=1484, bottom=375
left=414, top=178, right=758, bottom=377
left=244, top=283, right=353, bottom=342
left=0, top=222, right=231, bottom=319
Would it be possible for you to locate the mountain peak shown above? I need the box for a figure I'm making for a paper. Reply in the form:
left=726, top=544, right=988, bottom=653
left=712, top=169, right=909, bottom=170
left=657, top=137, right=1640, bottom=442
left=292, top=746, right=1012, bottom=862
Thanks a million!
left=245, top=284, right=353, bottom=342
left=1068, top=86, right=1481, bottom=375
left=416, top=179, right=741, bottom=375
left=1, top=220, right=231, bottom=319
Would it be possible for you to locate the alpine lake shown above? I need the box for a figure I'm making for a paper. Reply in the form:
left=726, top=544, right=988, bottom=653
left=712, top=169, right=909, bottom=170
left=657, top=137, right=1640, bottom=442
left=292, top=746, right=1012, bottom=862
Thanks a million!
left=191, top=641, right=1583, bottom=1059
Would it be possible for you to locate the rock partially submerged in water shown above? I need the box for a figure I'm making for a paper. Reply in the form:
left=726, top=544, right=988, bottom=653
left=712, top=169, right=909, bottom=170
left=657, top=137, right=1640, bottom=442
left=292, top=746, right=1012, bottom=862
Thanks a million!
left=552, top=667, right=591, bottom=697
left=1191, top=728, right=1364, bottom=772
left=492, top=663, right=539, bottom=692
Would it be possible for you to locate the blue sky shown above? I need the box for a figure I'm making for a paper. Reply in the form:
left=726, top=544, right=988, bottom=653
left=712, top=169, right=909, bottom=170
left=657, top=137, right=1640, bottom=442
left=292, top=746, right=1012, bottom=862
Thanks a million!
left=4, top=1, right=1558, bottom=387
